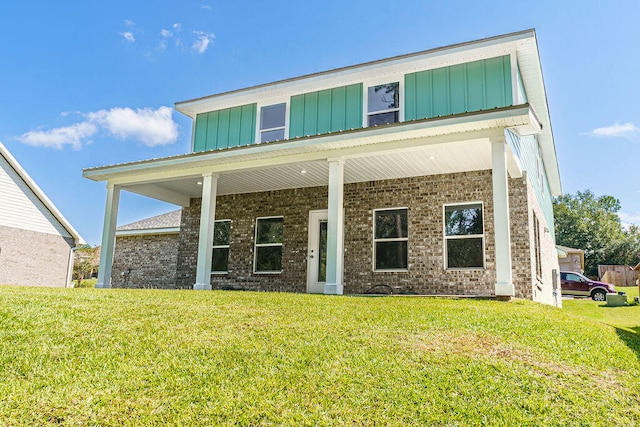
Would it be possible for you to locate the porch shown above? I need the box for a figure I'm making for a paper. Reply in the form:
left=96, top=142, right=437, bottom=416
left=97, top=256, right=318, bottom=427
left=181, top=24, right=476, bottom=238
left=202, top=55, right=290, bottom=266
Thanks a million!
left=83, top=105, right=540, bottom=296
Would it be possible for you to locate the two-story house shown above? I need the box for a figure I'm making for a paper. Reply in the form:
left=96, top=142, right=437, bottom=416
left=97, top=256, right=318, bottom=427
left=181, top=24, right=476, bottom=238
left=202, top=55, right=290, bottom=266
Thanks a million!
left=84, top=29, right=562, bottom=306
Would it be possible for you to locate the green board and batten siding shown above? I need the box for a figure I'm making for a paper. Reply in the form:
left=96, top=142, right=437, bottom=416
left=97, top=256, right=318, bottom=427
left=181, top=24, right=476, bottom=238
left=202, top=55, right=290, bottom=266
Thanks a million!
left=193, top=104, right=257, bottom=152
left=192, top=56, right=512, bottom=151
left=289, top=84, right=363, bottom=138
left=404, top=56, right=512, bottom=121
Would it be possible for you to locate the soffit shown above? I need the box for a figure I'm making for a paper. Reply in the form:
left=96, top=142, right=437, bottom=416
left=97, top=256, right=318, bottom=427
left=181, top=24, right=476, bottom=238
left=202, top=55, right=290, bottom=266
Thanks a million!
left=125, top=140, right=495, bottom=201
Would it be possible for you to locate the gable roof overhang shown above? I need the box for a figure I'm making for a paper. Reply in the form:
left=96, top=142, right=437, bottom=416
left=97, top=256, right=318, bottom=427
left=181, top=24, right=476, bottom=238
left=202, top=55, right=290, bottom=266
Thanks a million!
left=83, top=105, right=539, bottom=206
left=0, top=141, right=84, bottom=244
left=174, top=29, right=560, bottom=196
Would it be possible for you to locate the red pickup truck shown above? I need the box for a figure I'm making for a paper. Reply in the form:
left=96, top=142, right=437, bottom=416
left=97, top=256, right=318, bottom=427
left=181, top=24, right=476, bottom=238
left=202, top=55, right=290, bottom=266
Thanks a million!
left=560, top=271, right=616, bottom=301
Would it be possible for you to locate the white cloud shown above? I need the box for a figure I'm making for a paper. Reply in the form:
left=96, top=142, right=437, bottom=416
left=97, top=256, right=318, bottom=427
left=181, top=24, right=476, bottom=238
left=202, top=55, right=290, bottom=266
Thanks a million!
left=192, top=31, right=215, bottom=54
left=18, top=122, right=97, bottom=150
left=18, top=106, right=179, bottom=149
left=121, top=31, right=135, bottom=42
left=588, top=122, right=640, bottom=139
left=88, top=106, right=179, bottom=146
left=201, top=4, right=212, bottom=10
left=172, top=23, right=182, bottom=31
left=124, top=19, right=135, bottom=28
left=159, top=29, right=173, bottom=50
left=619, top=212, right=640, bottom=228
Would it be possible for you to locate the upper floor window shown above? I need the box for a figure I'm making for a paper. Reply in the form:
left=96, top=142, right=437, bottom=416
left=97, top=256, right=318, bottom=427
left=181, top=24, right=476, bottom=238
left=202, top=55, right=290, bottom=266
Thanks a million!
left=259, top=103, right=286, bottom=143
left=367, top=82, right=399, bottom=126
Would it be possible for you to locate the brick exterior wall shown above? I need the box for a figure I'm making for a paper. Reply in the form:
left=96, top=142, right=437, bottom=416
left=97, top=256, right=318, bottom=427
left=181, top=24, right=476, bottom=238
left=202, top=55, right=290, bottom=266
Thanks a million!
left=0, top=225, right=74, bottom=287
left=524, top=173, right=562, bottom=307
left=112, top=233, right=179, bottom=289
left=170, top=170, right=552, bottom=299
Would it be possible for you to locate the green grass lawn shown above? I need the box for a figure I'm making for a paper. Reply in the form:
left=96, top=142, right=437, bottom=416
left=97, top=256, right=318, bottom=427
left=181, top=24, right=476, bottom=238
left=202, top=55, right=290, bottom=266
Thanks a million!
left=1, top=286, right=639, bottom=426
left=562, top=286, right=640, bottom=336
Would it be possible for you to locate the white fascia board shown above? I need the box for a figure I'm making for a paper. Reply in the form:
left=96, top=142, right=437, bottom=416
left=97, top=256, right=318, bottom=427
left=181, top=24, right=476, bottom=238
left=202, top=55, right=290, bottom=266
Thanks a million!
left=84, top=106, right=533, bottom=186
left=175, top=30, right=536, bottom=118
left=515, top=34, right=561, bottom=196
left=116, top=227, right=180, bottom=237
left=0, top=141, right=85, bottom=244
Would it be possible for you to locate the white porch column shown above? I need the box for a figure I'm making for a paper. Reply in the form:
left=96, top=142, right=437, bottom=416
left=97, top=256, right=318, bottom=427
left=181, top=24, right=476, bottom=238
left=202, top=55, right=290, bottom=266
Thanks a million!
left=194, top=173, right=218, bottom=290
left=491, top=139, right=514, bottom=296
left=96, top=184, right=120, bottom=288
left=324, top=159, right=344, bottom=295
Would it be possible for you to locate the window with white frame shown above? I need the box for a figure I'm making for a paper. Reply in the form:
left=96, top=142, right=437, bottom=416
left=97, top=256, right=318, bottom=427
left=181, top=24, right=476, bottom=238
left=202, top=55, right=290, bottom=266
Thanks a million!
left=212, top=220, right=231, bottom=274
left=444, top=203, right=484, bottom=269
left=259, top=103, right=286, bottom=143
left=254, top=217, right=283, bottom=273
left=367, top=82, right=400, bottom=126
left=374, top=208, right=408, bottom=270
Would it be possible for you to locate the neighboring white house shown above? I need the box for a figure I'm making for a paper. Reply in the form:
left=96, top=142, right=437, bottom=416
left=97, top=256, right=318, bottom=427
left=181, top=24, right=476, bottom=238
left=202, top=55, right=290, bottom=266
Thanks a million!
left=85, top=29, right=562, bottom=306
left=0, top=141, right=83, bottom=287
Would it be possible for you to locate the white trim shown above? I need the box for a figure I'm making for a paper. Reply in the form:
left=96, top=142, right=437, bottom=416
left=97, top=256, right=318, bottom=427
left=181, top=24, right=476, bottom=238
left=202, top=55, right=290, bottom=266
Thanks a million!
left=96, top=184, right=120, bottom=288
left=510, top=50, right=519, bottom=105
left=0, top=141, right=84, bottom=244
left=194, top=173, right=218, bottom=290
left=443, top=201, right=485, bottom=270
left=253, top=215, right=284, bottom=274
left=491, top=140, right=514, bottom=296
left=116, top=227, right=180, bottom=236
left=372, top=207, right=409, bottom=272
left=325, top=159, right=344, bottom=294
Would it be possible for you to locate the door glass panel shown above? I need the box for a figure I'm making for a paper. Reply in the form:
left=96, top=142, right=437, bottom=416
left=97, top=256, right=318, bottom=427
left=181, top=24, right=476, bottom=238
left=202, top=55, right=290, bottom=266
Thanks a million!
left=318, top=220, right=327, bottom=282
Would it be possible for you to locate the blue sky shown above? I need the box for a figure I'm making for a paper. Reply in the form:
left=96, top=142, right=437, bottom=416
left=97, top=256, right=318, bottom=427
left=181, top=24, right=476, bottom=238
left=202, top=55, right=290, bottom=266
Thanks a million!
left=0, top=1, right=638, bottom=245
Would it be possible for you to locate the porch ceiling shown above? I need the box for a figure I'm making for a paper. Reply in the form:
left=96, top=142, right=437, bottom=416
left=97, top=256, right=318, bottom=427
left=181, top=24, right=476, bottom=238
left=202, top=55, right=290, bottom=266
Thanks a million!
left=84, top=106, right=533, bottom=207
left=125, top=139, right=503, bottom=204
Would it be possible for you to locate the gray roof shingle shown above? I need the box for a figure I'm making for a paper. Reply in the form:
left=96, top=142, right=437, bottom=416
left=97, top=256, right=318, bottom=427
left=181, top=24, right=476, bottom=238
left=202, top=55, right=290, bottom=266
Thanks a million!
left=117, top=209, right=182, bottom=231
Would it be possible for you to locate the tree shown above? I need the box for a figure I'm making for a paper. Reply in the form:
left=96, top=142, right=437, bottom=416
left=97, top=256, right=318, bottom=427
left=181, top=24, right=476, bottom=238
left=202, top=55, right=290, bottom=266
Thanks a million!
left=553, top=190, right=638, bottom=276
left=73, top=245, right=100, bottom=284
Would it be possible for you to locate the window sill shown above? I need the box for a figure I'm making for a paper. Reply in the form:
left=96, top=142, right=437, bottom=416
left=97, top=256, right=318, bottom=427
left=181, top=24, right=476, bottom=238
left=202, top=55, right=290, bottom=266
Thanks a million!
left=374, top=269, right=409, bottom=273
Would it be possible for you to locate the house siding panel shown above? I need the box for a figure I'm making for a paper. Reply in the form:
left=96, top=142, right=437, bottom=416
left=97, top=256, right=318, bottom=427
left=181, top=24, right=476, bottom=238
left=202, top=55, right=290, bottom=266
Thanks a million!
left=506, top=130, right=554, bottom=237
left=193, top=103, right=257, bottom=152
left=0, top=154, right=71, bottom=237
left=404, top=55, right=512, bottom=121
left=289, top=83, right=362, bottom=138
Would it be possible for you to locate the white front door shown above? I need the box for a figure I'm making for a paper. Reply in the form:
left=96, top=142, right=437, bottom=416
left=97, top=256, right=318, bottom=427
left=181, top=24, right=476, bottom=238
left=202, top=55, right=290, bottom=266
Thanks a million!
left=307, top=210, right=328, bottom=293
